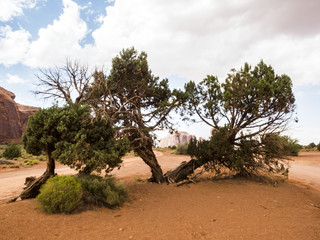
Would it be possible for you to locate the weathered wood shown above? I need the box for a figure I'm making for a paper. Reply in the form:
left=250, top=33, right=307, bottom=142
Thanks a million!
left=10, top=151, right=56, bottom=202
left=135, top=143, right=165, bottom=184
left=19, top=171, right=55, bottom=199
left=164, top=159, right=203, bottom=183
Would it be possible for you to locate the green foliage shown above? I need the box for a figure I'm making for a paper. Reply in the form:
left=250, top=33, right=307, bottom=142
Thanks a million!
left=154, top=148, right=166, bottom=152
left=90, top=47, right=184, bottom=153
left=134, top=176, right=143, bottom=182
left=185, top=61, right=296, bottom=176
left=0, top=159, right=14, bottom=165
left=2, top=144, right=22, bottom=159
left=174, top=142, right=189, bottom=155
left=306, top=142, right=316, bottom=149
left=317, top=143, right=320, bottom=151
left=30, top=159, right=40, bottom=165
left=23, top=104, right=129, bottom=175
left=75, top=175, right=128, bottom=208
left=188, top=132, right=291, bottom=177
left=36, top=175, right=82, bottom=214
left=277, top=136, right=302, bottom=156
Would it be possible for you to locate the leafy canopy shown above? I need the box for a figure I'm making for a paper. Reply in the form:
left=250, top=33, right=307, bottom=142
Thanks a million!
left=23, top=104, right=129, bottom=175
left=90, top=47, right=184, bottom=146
left=185, top=61, right=296, bottom=176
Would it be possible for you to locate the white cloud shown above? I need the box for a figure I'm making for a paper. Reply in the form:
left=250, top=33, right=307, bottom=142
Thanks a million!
left=6, top=73, right=27, bottom=84
left=238, top=35, right=320, bottom=86
left=85, top=0, right=320, bottom=86
left=0, top=0, right=40, bottom=22
left=25, top=0, right=88, bottom=68
left=3, top=0, right=319, bottom=88
left=0, top=25, right=31, bottom=66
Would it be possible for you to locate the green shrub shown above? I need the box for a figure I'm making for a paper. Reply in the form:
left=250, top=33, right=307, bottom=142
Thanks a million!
left=31, top=159, right=39, bottom=165
left=307, top=142, right=316, bottom=149
left=133, top=151, right=139, bottom=157
left=175, top=142, right=189, bottom=155
left=76, top=175, right=128, bottom=208
left=134, top=176, right=143, bottom=182
left=2, top=144, right=22, bottom=159
left=36, top=175, right=82, bottom=214
left=279, top=136, right=302, bottom=156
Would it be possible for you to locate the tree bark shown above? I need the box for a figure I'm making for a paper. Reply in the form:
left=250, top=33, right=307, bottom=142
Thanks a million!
left=11, top=151, right=56, bottom=201
left=135, top=140, right=165, bottom=184
left=164, top=159, right=203, bottom=183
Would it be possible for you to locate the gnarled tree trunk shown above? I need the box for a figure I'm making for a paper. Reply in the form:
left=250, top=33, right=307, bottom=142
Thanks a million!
left=164, top=159, right=203, bottom=183
left=135, top=142, right=165, bottom=184
left=135, top=135, right=207, bottom=184
left=11, top=151, right=55, bottom=202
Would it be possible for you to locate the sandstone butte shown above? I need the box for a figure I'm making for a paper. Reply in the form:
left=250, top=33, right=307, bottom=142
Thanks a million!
left=0, top=87, right=38, bottom=143
left=158, top=131, right=196, bottom=148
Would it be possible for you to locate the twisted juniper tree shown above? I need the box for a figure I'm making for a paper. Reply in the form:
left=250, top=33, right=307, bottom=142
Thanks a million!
left=16, top=104, right=128, bottom=200
left=90, top=48, right=184, bottom=183
left=29, top=51, right=295, bottom=184
left=31, top=49, right=184, bottom=183
left=166, top=60, right=296, bottom=181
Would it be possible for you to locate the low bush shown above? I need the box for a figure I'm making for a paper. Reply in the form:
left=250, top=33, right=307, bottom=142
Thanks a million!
left=76, top=175, right=128, bottom=208
left=31, top=159, right=39, bottom=165
left=9, top=165, right=19, bottom=168
left=0, top=159, right=14, bottom=165
left=134, top=176, right=143, bottom=182
left=2, top=144, right=22, bottom=159
left=174, top=142, right=189, bottom=155
left=279, top=136, right=302, bottom=156
left=36, top=175, right=82, bottom=214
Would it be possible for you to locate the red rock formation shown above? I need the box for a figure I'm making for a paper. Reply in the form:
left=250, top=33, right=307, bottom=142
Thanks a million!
left=0, top=87, right=38, bottom=143
left=17, top=103, right=39, bottom=132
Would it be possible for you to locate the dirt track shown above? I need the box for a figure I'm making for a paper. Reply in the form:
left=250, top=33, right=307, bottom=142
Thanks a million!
left=0, top=151, right=320, bottom=240
left=0, top=151, right=320, bottom=203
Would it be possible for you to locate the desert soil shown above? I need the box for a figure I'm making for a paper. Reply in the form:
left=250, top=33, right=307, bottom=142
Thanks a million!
left=0, top=151, right=320, bottom=239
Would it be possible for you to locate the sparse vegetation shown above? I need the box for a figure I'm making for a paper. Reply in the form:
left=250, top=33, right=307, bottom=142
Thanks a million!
left=75, top=175, right=128, bottom=208
left=134, top=176, right=143, bottom=182
left=36, top=174, right=128, bottom=214
left=36, top=175, right=83, bottom=214
left=2, top=143, right=22, bottom=159
left=0, top=144, right=45, bottom=169
left=174, top=142, right=189, bottom=155
left=278, top=136, right=302, bottom=156
left=307, top=142, right=316, bottom=149
left=302, top=142, right=319, bottom=151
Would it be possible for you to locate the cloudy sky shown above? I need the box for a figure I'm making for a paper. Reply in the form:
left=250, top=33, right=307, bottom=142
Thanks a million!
left=0, top=0, right=320, bottom=144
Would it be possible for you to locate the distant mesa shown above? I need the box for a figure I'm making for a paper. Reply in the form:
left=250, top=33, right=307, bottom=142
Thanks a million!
left=158, top=131, right=195, bottom=148
left=0, top=87, right=38, bottom=143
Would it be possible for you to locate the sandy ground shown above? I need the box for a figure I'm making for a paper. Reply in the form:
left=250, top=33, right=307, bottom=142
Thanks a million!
left=0, top=151, right=320, bottom=239
left=289, top=152, right=320, bottom=190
